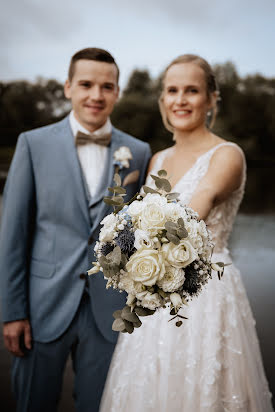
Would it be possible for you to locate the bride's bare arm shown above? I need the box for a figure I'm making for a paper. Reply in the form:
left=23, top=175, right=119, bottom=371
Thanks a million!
left=188, top=146, right=244, bottom=220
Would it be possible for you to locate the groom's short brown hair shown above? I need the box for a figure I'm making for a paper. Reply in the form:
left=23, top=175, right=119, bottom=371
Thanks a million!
left=68, top=47, right=119, bottom=82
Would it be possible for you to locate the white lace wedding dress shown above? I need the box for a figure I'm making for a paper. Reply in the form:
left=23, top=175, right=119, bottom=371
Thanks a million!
left=100, top=142, right=273, bottom=412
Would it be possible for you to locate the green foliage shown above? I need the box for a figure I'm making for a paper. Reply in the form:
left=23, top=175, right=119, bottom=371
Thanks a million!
left=164, top=218, right=188, bottom=245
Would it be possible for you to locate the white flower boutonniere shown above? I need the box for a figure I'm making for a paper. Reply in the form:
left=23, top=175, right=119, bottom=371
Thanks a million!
left=113, top=146, right=133, bottom=170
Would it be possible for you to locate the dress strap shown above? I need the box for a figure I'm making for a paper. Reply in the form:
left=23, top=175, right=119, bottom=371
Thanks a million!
left=206, top=141, right=245, bottom=160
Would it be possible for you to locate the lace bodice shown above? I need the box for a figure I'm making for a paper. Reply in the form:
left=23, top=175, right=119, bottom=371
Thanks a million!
left=146, top=142, right=246, bottom=252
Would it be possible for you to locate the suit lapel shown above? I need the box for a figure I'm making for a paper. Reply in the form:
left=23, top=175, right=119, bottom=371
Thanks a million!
left=90, top=128, right=123, bottom=233
left=60, top=117, right=90, bottom=227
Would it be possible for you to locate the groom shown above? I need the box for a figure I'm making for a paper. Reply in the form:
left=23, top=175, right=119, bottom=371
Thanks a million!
left=0, top=47, right=151, bottom=412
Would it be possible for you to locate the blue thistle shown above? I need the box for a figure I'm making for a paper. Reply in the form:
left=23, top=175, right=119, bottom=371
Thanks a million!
left=115, top=228, right=135, bottom=256
left=100, top=242, right=114, bottom=256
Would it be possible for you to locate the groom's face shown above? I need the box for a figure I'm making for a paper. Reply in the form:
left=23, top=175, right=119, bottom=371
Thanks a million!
left=64, top=59, right=119, bottom=133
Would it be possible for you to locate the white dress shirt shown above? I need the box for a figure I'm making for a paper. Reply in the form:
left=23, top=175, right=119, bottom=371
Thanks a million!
left=69, top=111, right=111, bottom=198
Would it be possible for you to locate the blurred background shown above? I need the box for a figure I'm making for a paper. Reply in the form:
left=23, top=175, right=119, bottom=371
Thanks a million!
left=0, top=0, right=274, bottom=410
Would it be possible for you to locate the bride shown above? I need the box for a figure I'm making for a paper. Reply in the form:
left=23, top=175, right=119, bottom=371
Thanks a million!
left=100, top=54, right=273, bottom=412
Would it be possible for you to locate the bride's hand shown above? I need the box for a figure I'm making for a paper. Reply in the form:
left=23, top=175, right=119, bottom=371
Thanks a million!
left=188, top=145, right=244, bottom=220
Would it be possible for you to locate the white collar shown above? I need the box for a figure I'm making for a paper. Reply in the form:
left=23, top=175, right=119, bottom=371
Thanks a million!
left=69, top=110, right=112, bottom=138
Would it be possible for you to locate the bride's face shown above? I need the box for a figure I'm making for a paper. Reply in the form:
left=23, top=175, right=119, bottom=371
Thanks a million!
left=162, top=62, right=212, bottom=132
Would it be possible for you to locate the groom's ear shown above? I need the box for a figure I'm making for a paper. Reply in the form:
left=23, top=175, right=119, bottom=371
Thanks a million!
left=64, top=80, right=72, bottom=99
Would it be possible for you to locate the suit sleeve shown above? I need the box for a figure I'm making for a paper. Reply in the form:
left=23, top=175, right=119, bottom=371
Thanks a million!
left=0, top=133, right=36, bottom=323
left=138, top=143, right=152, bottom=188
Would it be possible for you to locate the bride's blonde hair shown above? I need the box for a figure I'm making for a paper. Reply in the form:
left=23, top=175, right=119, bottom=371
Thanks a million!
left=159, top=54, right=219, bottom=133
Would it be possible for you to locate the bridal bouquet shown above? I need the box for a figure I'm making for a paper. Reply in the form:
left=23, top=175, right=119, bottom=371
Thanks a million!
left=88, top=169, right=226, bottom=334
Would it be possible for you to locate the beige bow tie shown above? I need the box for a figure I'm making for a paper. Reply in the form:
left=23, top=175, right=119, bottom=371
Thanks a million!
left=75, top=131, right=111, bottom=146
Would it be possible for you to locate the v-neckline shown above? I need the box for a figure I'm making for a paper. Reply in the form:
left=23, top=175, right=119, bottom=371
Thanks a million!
left=158, top=142, right=226, bottom=192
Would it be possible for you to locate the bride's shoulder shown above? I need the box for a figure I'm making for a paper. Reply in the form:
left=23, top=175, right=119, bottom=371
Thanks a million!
left=210, top=140, right=245, bottom=168
left=206, top=140, right=245, bottom=194
left=147, top=147, right=171, bottom=174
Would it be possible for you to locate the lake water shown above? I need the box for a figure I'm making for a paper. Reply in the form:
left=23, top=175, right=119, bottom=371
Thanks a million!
left=0, top=198, right=274, bottom=410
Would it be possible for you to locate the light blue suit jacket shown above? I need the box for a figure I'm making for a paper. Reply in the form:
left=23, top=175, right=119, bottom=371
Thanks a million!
left=0, top=116, right=151, bottom=344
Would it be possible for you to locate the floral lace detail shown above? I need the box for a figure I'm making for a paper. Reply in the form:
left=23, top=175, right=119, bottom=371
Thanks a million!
left=100, top=143, right=273, bottom=412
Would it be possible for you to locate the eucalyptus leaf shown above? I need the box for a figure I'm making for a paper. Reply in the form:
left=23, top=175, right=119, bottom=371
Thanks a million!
left=166, top=192, right=180, bottom=200
left=113, top=310, right=122, bottom=319
left=177, top=227, right=188, bottom=238
left=99, top=255, right=109, bottom=269
left=143, top=186, right=159, bottom=194
left=112, top=318, right=126, bottom=332
left=155, top=178, right=172, bottom=192
left=111, top=197, right=124, bottom=205
left=165, top=221, right=178, bottom=231
left=107, top=246, right=122, bottom=266
left=121, top=306, right=140, bottom=323
left=104, top=196, right=124, bottom=206
left=123, top=319, right=134, bottom=334
left=133, top=318, right=142, bottom=328
left=157, top=169, right=167, bottom=177
left=177, top=218, right=185, bottom=228
left=114, top=173, right=121, bottom=186
left=113, top=186, right=126, bottom=194
left=134, top=307, right=155, bottom=316
left=166, top=233, right=180, bottom=245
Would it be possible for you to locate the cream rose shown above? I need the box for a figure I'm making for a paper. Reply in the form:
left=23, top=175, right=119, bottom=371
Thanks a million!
left=126, top=248, right=165, bottom=286
left=162, top=239, right=198, bottom=268
left=127, top=200, right=144, bottom=218
left=139, top=194, right=167, bottom=234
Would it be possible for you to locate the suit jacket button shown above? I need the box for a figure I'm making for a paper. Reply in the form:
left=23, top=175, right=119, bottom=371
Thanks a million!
left=88, top=236, right=94, bottom=245
left=79, top=273, right=86, bottom=280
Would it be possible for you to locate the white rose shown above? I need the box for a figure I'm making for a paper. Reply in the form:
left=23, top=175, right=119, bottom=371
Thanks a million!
left=99, top=213, right=118, bottom=242
left=162, top=239, right=198, bottom=268
left=157, top=266, right=185, bottom=292
left=134, top=229, right=155, bottom=250
left=127, top=200, right=144, bottom=218
left=139, top=194, right=168, bottom=234
left=139, top=292, right=162, bottom=310
left=170, top=292, right=183, bottom=312
left=165, top=203, right=186, bottom=223
left=126, top=248, right=165, bottom=286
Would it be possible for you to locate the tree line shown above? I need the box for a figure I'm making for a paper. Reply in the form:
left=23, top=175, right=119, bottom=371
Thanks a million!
left=0, top=62, right=275, bottom=212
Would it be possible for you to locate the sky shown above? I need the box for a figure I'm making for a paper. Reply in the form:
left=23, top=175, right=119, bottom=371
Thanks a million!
left=1, top=0, right=275, bottom=90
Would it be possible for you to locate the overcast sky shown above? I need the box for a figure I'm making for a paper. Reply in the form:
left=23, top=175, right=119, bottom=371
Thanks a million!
left=1, top=0, right=275, bottom=89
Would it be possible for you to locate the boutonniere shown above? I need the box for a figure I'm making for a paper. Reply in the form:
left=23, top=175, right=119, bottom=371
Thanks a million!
left=113, top=146, right=133, bottom=171
left=112, top=146, right=140, bottom=187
